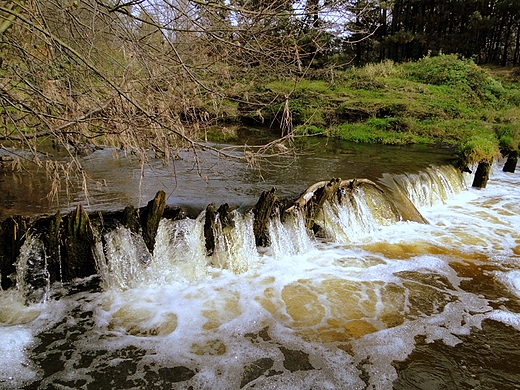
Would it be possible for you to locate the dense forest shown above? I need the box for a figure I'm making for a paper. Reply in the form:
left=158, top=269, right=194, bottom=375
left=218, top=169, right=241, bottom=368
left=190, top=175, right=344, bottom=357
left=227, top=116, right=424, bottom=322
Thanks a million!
left=354, top=0, right=520, bottom=66
left=0, top=0, right=519, bottom=188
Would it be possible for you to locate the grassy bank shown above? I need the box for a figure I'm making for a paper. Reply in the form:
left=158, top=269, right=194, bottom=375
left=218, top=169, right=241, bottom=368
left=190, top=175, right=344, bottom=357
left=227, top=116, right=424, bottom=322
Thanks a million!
left=217, top=55, right=520, bottom=165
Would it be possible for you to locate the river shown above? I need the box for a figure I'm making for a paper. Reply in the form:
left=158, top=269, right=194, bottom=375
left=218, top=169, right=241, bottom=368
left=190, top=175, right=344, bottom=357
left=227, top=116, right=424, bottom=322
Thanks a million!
left=0, top=140, right=519, bottom=389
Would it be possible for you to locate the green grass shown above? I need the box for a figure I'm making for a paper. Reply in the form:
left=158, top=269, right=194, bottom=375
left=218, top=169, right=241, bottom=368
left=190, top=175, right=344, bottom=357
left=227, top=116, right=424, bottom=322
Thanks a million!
left=231, top=54, right=520, bottom=164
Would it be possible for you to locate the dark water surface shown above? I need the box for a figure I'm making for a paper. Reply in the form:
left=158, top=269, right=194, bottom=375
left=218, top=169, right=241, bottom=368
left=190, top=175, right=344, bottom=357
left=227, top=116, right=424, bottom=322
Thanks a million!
left=0, top=139, right=456, bottom=218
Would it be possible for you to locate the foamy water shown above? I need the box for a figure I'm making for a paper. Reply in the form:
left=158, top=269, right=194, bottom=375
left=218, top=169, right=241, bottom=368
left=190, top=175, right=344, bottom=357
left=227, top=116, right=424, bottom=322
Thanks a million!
left=1, top=164, right=520, bottom=389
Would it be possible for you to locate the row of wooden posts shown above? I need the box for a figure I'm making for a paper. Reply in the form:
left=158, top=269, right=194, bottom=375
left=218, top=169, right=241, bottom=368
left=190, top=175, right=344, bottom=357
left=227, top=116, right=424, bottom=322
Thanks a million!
left=0, top=177, right=382, bottom=291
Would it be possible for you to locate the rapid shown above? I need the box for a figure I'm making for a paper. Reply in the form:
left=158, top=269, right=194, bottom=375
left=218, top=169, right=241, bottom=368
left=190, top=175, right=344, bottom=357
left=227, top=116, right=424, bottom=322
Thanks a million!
left=1, top=147, right=520, bottom=389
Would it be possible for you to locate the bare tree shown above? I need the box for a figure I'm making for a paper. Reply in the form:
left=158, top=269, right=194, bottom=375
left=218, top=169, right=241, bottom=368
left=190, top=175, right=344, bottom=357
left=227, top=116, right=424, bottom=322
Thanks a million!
left=0, top=0, right=374, bottom=204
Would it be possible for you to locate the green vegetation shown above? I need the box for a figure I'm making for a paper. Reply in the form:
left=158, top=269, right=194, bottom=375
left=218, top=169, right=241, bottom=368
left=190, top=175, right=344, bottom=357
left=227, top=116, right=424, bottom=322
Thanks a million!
left=225, top=55, right=519, bottom=166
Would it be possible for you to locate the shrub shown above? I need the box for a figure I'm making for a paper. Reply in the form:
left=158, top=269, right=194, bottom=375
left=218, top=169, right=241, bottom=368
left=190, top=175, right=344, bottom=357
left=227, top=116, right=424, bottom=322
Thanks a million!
left=405, top=54, right=505, bottom=103
left=459, top=135, right=500, bottom=165
left=495, top=123, right=520, bottom=154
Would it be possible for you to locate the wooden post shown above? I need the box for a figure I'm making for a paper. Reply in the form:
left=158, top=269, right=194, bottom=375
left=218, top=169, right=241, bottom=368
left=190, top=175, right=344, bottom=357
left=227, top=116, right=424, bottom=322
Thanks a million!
left=253, top=188, right=278, bottom=247
left=64, top=205, right=96, bottom=280
left=123, top=205, right=140, bottom=234
left=204, top=203, right=217, bottom=255
left=217, top=203, right=234, bottom=229
left=141, top=190, right=166, bottom=253
left=503, top=151, right=518, bottom=173
left=472, top=161, right=492, bottom=188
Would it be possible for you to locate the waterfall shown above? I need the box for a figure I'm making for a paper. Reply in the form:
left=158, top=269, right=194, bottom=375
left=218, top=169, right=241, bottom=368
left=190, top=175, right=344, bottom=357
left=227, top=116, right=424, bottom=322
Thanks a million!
left=14, top=235, right=50, bottom=304
left=95, top=226, right=151, bottom=291
left=268, top=209, right=314, bottom=259
left=96, top=216, right=208, bottom=290
left=96, top=211, right=260, bottom=290
left=381, top=165, right=466, bottom=209
left=151, top=216, right=208, bottom=282
left=210, top=210, right=258, bottom=273
left=316, top=184, right=401, bottom=243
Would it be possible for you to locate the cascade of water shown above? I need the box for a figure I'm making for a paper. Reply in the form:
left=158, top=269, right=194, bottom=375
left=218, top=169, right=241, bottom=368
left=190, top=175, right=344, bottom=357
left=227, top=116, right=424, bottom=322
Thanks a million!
left=150, top=216, right=208, bottom=282
left=384, top=165, right=466, bottom=209
left=96, top=211, right=261, bottom=290
left=268, top=209, right=314, bottom=259
left=317, top=184, right=400, bottom=243
left=14, top=235, right=50, bottom=304
left=96, top=226, right=151, bottom=291
left=210, top=210, right=258, bottom=273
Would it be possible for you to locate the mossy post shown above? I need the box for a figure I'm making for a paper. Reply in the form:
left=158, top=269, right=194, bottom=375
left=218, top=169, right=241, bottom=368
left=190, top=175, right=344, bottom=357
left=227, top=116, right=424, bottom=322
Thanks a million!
left=503, top=151, right=518, bottom=173
left=459, top=136, right=499, bottom=189
left=472, top=161, right=492, bottom=188
left=141, top=190, right=166, bottom=254
left=253, top=188, right=278, bottom=247
left=64, top=205, right=96, bottom=280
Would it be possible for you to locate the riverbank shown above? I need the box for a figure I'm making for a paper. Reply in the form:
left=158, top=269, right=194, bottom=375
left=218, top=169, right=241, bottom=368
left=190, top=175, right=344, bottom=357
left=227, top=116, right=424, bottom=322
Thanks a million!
left=207, top=55, right=520, bottom=160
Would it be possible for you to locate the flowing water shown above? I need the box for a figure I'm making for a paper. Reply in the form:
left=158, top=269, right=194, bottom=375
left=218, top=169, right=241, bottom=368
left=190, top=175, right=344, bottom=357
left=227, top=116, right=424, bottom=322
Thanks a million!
left=0, top=139, right=456, bottom=218
left=1, top=141, right=520, bottom=390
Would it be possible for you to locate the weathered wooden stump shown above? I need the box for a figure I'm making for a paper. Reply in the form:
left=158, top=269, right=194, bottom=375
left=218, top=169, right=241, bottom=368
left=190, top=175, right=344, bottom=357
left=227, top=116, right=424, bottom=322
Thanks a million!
left=204, top=203, right=217, bottom=255
left=123, top=205, right=140, bottom=234
left=141, top=190, right=166, bottom=253
left=218, top=203, right=235, bottom=231
left=503, top=151, right=518, bottom=173
left=472, top=161, right=491, bottom=188
left=63, top=205, right=96, bottom=280
left=253, top=187, right=278, bottom=247
left=204, top=203, right=235, bottom=256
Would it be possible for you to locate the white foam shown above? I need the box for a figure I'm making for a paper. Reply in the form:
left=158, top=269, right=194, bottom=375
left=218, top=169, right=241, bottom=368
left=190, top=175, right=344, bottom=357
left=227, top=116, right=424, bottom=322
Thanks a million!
left=494, top=270, right=520, bottom=298
left=486, top=310, right=520, bottom=331
left=0, top=326, right=39, bottom=389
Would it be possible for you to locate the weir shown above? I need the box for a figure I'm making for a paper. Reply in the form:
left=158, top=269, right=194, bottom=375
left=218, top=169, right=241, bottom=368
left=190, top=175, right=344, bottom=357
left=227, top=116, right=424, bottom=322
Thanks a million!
left=4, top=161, right=520, bottom=390
left=0, top=164, right=466, bottom=298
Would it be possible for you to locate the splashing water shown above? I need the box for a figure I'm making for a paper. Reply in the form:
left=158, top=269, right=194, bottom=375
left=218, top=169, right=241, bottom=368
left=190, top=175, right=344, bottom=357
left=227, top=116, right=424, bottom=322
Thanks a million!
left=2, top=164, right=520, bottom=390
